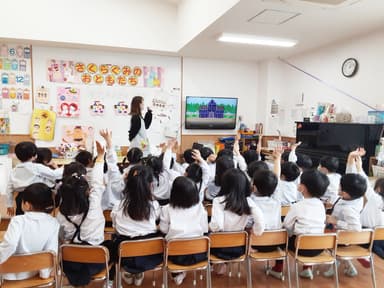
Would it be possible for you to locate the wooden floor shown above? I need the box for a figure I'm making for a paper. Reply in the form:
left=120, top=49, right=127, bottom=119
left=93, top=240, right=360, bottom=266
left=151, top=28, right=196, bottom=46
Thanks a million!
left=120, top=256, right=384, bottom=288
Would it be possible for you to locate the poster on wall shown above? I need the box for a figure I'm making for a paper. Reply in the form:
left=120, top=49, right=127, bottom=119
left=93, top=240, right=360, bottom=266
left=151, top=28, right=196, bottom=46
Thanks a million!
left=57, top=87, right=80, bottom=118
left=0, top=43, right=33, bottom=117
left=89, top=100, right=105, bottom=116
left=61, top=125, right=94, bottom=152
left=47, top=59, right=163, bottom=87
left=30, top=109, right=56, bottom=141
left=35, top=86, right=49, bottom=104
left=0, top=115, right=10, bottom=134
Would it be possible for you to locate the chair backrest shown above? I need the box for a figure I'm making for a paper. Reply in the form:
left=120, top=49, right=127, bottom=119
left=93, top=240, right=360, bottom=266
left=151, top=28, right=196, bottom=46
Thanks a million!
left=0, top=218, right=10, bottom=231
left=204, top=204, right=212, bottom=217
left=119, top=237, right=164, bottom=258
left=103, top=210, right=112, bottom=222
left=210, top=231, right=248, bottom=249
left=60, top=244, right=109, bottom=264
left=281, top=206, right=290, bottom=217
left=166, top=236, right=210, bottom=257
left=337, top=229, right=373, bottom=246
left=249, top=229, right=287, bottom=247
left=296, top=233, right=337, bottom=251
left=374, top=226, right=384, bottom=241
left=0, top=251, right=56, bottom=274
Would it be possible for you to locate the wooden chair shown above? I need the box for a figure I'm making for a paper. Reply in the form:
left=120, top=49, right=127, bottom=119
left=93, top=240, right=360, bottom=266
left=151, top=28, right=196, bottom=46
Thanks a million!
left=103, top=210, right=114, bottom=240
left=0, top=251, right=57, bottom=288
left=116, top=237, right=164, bottom=287
left=291, top=233, right=338, bottom=288
left=209, top=231, right=248, bottom=283
left=59, top=244, right=110, bottom=288
left=336, top=229, right=375, bottom=287
left=164, top=236, right=211, bottom=288
left=0, top=217, right=10, bottom=231
left=204, top=203, right=212, bottom=218
left=374, top=226, right=384, bottom=241
left=281, top=206, right=290, bottom=217
left=247, top=229, right=290, bottom=287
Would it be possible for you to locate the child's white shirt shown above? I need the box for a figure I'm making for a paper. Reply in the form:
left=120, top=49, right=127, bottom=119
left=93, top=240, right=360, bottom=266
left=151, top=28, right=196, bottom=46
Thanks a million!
left=56, top=162, right=105, bottom=245
left=209, top=196, right=264, bottom=235
left=331, top=197, right=363, bottom=231
left=112, top=200, right=160, bottom=237
left=153, top=149, right=179, bottom=200
left=6, top=162, right=63, bottom=207
left=272, top=180, right=303, bottom=206
left=250, top=195, right=282, bottom=230
left=283, top=197, right=326, bottom=236
left=159, top=203, right=208, bottom=240
left=322, top=173, right=341, bottom=204
left=0, top=212, right=59, bottom=280
left=361, top=187, right=384, bottom=228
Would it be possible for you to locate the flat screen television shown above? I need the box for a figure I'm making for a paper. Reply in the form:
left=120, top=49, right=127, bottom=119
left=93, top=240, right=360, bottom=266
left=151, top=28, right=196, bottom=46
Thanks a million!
left=185, top=96, right=238, bottom=129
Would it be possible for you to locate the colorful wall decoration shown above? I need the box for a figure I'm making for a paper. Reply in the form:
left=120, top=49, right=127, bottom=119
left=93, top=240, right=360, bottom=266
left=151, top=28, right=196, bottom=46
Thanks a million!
left=61, top=125, right=94, bottom=152
left=30, top=109, right=56, bottom=141
left=57, top=87, right=80, bottom=118
left=89, top=100, right=105, bottom=116
left=47, top=59, right=163, bottom=88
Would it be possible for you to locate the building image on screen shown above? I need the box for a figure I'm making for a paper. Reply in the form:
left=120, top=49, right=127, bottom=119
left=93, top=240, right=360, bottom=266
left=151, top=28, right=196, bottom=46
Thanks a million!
left=185, top=96, right=238, bottom=129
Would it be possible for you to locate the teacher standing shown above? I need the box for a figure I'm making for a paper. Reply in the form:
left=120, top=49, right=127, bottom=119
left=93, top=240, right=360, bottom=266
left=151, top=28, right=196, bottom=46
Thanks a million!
left=129, top=96, right=152, bottom=156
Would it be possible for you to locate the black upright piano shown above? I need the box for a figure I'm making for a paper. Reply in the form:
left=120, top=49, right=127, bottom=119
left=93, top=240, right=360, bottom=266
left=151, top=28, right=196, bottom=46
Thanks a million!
left=295, top=122, right=384, bottom=174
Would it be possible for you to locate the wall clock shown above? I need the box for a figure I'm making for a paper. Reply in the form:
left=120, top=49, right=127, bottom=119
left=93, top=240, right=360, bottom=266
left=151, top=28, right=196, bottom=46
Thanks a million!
left=342, top=58, right=358, bottom=77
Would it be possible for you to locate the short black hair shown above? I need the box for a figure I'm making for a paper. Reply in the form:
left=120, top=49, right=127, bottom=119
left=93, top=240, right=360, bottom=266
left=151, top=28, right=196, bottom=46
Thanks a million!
left=296, top=154, right=313, bottom=170
left=146, top=155, right=163, bottom=186
left=281, top=162, right=300, bottom=182
left=170, top=176, right=199, bottom=208
left=15, top=141, right=37, bottom=162
left=320, top=156, right=339, bottom=173
left=215, top=156, right=235, bottom=186
left=200, top=147, right=214, bottom=161
left=247, top=160, right=269, bottom=179
left=340, top=173, right=367, bottom=200
left=127, top=147, right=143, bottom=164
left=35, top=147, right=53, bottom=165
left=242, top=150, right=259, bottom=165
left=374, top=178, right=384, bottom=198
left=63, top=162, right=87, bottom=178
left=300, top=169, right=330, bottom=198
left=186, top=163, right=202, bottom=184
left=75, top=150, right=93, bottom=167
left=22, top=183, right=54, bottom=213
left=217, top=149, right=233, bottom=160
left=183, top=149, right=195, bottom=164
left=253, top=170, right=278, bottom=197
left=281, top=151, right=290, bottom=162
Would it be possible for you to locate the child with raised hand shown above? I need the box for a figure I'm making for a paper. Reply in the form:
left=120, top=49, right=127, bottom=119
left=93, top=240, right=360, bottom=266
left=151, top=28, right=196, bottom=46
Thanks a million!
left=185, top=149, right=210, bottom=203
left=283, top=169, right=329, bottom=280
left=56, top=141, right=106, bottom=287
left=324, top=151, right=367, bottom=277
left=111, top=165, right=161, bottom=286
left=159, top=176, right=208, bottom=285
left=6, top=141, right=63, bottom=216
left=319, top=156, right=341, bottom=204
left=271, top=147, right=302, bottom=205
left=205, top=156, right=234, bottom=200
left=0, top=183, right=59, bottom=280
left=209, top=168, right=264, bottom=275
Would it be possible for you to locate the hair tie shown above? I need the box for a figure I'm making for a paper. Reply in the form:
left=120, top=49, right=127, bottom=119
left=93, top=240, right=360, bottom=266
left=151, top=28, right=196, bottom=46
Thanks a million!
left=71, top=172, right=84, bottom=179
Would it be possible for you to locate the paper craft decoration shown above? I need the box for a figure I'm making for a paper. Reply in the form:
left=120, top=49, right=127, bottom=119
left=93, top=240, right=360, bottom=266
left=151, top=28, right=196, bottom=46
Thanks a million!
left=47, top=60, right=79, bottom=83
left=36, top=86, right=49, bottom=104
left=0, top=116, right=10, bottom=134
left=90, top=100, right=105, bottom=116
left=143, top=66, right=163, bottom=88
left=62, top=125, right=94, bottom=152
left=57, top=87, right=80, bottom=118
left=114, top=101, right=129, bottom=115
left=30, top=109, right=56, bottom=141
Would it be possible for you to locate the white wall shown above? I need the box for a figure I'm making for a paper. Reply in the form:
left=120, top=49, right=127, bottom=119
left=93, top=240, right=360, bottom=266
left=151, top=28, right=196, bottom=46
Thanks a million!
left=182, top=57, right=261, bottom=135
left=1, top=0, right=178, bottom=52
left=260, top=30, right=384, bottom=137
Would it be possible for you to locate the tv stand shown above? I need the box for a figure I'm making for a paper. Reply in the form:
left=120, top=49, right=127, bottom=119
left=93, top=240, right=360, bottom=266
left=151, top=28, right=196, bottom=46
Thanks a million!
left=295, top=122, right=384, bottom=174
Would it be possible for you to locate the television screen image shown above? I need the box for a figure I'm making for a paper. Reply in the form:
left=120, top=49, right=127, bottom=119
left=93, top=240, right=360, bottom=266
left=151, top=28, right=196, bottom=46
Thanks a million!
left=185, top=96, right=238, bottom=129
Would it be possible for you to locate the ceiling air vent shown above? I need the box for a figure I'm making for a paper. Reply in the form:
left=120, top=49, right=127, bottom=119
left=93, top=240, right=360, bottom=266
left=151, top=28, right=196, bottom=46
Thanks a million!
left=284, top=0, right=361, bottom=7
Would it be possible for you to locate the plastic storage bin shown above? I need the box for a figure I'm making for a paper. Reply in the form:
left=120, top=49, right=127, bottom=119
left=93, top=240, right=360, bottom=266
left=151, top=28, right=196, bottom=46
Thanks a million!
left=0, top=144, right=10, bottom=155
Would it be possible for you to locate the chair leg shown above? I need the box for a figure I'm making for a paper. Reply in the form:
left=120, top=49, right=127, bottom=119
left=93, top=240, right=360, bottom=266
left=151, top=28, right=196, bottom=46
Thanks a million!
left=286, top=256, right=291, bottom=288
left=207, top=265, right=212, bottom=288
left=163, top=268, right=168, bottom=288
left=334, top=260, right=339, bottom=288
left=152, top=271, right=156, bottom=287
left=238, top=262, right=241, bottom=278
left=193, top=270, right=197, bottom=286
left=370, top=256, right=376, bottom=288
left=295, top=261, right=300, bottom=288
left=246, top=258, right=252, bottom=288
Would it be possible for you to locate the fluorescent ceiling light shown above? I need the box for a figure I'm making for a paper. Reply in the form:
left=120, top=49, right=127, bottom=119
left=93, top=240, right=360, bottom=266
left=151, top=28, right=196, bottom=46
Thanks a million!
left=217, top=33, right=297, bottom=47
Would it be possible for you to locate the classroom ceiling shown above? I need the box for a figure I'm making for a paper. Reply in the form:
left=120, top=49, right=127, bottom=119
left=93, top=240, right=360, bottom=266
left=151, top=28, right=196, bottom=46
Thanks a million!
left=177, top=0, right=384, bottom=61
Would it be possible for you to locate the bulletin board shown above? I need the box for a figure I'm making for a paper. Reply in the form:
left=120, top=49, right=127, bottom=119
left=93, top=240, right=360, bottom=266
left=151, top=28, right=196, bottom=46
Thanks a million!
left=0, top=43, right=33, bottom=134
left=32, top=46, right=181, bottom=155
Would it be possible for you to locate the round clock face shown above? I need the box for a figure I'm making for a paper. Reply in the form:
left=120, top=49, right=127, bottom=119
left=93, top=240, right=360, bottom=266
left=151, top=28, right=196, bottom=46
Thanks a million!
left=342, top=58, right=358, bottom=77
